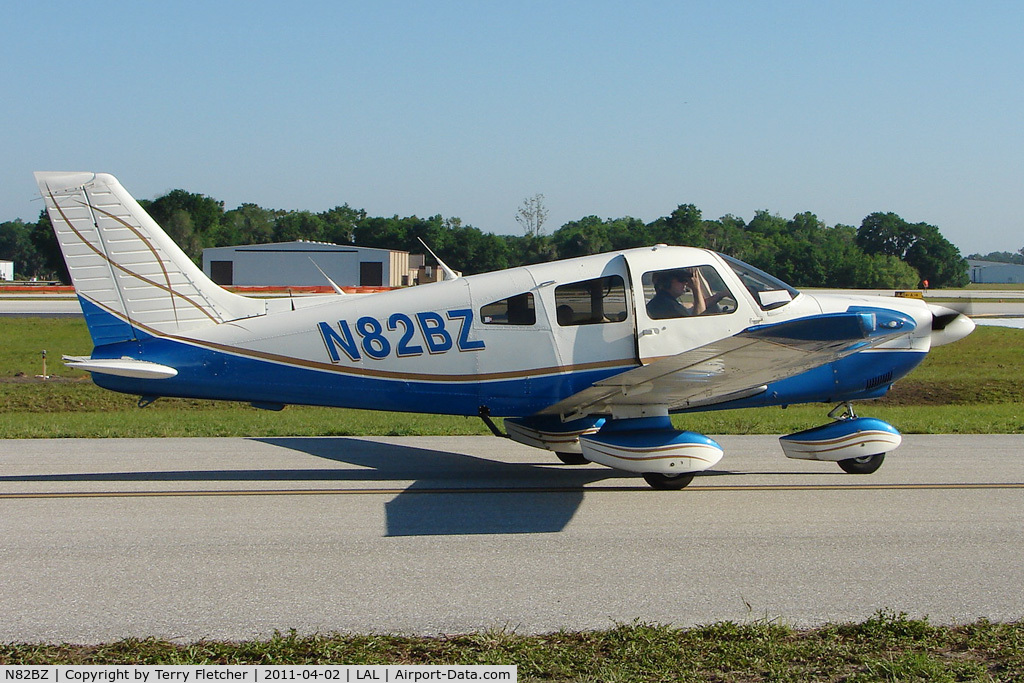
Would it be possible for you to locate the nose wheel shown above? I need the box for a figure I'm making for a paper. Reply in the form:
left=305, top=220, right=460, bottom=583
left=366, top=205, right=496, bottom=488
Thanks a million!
left=828, top=403, right=888, bottom=474
left=781, top=404, right=901, bottom=475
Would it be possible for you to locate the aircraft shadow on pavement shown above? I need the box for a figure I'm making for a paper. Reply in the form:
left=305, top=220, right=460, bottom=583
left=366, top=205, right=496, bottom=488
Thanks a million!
left=256, top=437, right=609, bottom=537
left=0, top=438, right=825, bottom=536
left=248, top=439, right=807, bottom=536
left=0, top=437, right=644, bottom=537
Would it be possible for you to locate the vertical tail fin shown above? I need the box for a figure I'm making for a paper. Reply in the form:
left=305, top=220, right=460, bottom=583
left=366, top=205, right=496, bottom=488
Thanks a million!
left=35, top=172, right=264, bottom=345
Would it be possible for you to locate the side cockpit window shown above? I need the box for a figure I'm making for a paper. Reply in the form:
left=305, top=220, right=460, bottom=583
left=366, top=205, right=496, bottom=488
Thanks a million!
left=555, top=275, right=628, bottom=326
left=643, top=265, right=737, bottom=319
left=481, top=292, right=536, bottom=325
left=719, top=253, right=799, bottom=310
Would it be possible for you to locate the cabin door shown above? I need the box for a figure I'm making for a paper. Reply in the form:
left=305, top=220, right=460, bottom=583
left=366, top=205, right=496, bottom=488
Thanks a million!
left=624, top=251, right=748, bottom=364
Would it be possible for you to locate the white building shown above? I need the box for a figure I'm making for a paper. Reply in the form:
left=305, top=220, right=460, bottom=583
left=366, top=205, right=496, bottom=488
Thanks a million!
left=967, top=259, right=1024, bottom=284
left=202, top=241, right=411, bottom=288
left=0, top=260, right=12, bottom=281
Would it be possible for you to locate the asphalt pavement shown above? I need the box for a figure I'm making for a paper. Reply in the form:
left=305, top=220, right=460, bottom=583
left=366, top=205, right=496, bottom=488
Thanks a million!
left=1, top=434, right=1022, bottom=643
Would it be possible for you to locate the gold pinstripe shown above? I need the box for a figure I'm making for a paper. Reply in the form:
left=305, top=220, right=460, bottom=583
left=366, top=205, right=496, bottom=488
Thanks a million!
left=50, top=185, right=637, bottom=384
left=783, top=430, right=899, bottom=454
left=79, top=294, right=637, bottom=384
left=582, top=441, right=721, bottom=463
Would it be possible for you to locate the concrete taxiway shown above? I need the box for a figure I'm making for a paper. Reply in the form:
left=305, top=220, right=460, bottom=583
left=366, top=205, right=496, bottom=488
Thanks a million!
left=1, top=434, right=1022, bottom=643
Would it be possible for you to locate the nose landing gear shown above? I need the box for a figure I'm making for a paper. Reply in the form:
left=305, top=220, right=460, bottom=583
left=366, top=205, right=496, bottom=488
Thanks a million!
left=780, top=402, right=901, bottom=474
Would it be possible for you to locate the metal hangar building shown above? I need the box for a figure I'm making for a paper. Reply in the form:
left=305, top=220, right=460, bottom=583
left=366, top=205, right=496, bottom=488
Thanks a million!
left=967, top=259, right=1024, bottom=284
left=202, top=241, right=410, bottom=288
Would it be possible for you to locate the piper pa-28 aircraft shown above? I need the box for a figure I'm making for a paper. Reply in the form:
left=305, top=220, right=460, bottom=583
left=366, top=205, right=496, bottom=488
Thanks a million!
left=35, top=172, right=976, bottom=489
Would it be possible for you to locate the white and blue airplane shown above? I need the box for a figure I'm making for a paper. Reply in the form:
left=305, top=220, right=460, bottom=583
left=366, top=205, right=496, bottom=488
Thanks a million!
left=35, top=172, right=975, bottom=489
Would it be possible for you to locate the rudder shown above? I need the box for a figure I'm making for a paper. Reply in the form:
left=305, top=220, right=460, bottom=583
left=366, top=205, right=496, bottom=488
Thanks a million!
left=35, top=172, right=264, bottom=345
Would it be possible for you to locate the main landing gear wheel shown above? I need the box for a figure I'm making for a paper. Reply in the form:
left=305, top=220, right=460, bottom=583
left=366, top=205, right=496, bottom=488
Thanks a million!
left=838, top=453, right=885, bottom=474
left=555, top=452, right=589, bottom=465
left=642, top=472, right=696, bottom=490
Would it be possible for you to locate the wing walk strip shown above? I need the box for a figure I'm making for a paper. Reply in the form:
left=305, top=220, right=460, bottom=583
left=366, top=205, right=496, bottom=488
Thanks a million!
left=2, top=482, right=1023, bottom=500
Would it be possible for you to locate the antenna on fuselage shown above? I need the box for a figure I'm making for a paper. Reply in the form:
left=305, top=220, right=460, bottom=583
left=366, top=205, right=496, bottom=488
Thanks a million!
left=416, top=237, right=460, bottom=281
left=309, top=258, right=346, bottom=295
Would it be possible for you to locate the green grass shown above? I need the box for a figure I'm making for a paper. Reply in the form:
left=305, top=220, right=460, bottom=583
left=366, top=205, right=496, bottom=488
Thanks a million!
left=880, top=325, right=1024, bottom=406
left=0, top=316, right=93, bottom=378
left=899, top=326, right=1024, bottom=385
left=2, top=318, right=1023, bottom=437
left=1, top=613, right=1022, bottom=680
left=964, top=282, right=1024, bottom=290
left=1, top=402, right=1023, bottom=438
left=0, top=402, right=493, bottom=438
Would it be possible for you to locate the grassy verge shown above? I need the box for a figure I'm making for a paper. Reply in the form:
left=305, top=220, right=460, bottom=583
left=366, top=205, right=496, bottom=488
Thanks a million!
left=2, top=402, right=1023, bottom=438
left=2, top=614, right=1022, bottom=680
left=2, top=318, right=1023, bottom=437
left=0, top=403, right=493, bottom=438
left=964, top=283, right=1024, bottom=290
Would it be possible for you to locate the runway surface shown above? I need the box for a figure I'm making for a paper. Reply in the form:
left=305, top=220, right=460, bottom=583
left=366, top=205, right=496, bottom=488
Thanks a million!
left=1, top=434, right=1023, bottom=643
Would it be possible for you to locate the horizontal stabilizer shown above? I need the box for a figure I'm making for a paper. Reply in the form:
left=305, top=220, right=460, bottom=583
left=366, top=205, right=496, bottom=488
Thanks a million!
left=63, top=355, right=178, bottom=379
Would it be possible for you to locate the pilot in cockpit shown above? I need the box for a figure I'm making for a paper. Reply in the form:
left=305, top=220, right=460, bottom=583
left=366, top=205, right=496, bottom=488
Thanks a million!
left=647, top=267, right=732, bottom=319
left=647, top=269, right=704, bottom=318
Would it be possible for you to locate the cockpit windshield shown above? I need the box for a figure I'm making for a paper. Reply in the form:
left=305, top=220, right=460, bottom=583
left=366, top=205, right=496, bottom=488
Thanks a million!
left=718, top=253, right=800, bottom=310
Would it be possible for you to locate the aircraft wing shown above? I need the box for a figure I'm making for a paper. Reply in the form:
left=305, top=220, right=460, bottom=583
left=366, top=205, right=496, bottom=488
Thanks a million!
left=540, top=310, right=913, bottom=420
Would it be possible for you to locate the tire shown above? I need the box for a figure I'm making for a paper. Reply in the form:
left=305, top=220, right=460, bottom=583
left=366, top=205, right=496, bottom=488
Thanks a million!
left=555, top=451, right=589, bottom=465
left=642, top=472, right=695, bottom=490
left=838, top=453, right=885, bottom=474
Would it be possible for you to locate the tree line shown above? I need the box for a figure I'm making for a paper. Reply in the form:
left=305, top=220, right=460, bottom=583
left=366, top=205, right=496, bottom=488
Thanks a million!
left=966, top=250, right=1024, bottom=265
left=1, top=189, right=971, bottom=288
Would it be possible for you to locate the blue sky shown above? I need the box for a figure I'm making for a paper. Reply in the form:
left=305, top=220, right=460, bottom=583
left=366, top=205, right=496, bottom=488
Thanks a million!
left=3, top=1, right=1021, bottom=254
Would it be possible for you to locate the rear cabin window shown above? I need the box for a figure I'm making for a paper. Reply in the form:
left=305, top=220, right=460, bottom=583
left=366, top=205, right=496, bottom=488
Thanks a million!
left=481, top=292, right=536, bottom=325
left=555, top=275, right=629, bottom=326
